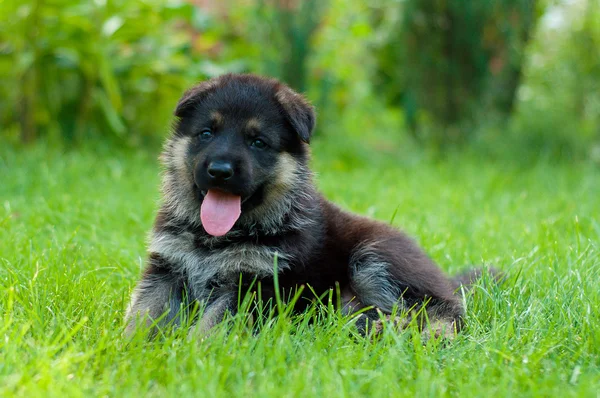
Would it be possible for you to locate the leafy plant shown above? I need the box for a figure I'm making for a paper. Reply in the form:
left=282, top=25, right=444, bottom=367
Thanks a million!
left=0, top=0, right=231, bottom=145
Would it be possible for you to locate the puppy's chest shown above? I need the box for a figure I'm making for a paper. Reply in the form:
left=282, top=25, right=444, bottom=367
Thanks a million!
left=197, top=243, right=286, bottom=277
left=151, top=231, right=288, bottom=295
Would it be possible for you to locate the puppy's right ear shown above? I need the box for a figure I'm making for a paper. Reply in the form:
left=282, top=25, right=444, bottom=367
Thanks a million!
left=174, top=80, right=218, bottom=117
left=275, top=85, right=315, bottom=144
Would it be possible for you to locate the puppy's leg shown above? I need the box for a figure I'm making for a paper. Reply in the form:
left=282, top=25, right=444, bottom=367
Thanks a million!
left=124, top=269, right=185, bottom=338
left=189, top=282, right=287, bottom=337
left=339, top=286, right=383, bottom=335
left=189, top=291, right=237, bottom=337
left=349, top=238, right=464, bottom=339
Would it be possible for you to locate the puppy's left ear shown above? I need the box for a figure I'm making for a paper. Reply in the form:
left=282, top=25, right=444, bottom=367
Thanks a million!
left=275, top=86, right=316, bottom=144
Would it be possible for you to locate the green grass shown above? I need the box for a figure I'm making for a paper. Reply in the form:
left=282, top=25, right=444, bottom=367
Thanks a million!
left=1, top=137, right=599, bottom=397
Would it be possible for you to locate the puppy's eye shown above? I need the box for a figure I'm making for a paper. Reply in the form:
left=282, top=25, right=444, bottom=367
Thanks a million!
left=198, top=128, right=213, bottom=140
left=250, top=138, right=267, bottom=149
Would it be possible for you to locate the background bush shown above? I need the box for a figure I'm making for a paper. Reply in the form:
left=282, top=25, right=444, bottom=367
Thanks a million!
left=0, top=0, right=233, bottom=145
left=373, top=0, right=541, bottom=147
left=0, top=0, right=599, bottom=159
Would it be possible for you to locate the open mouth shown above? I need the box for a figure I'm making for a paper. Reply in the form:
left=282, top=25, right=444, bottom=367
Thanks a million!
left=197, top=183, right=266, bottom=237
left=199, top=188, right=242, bottom=237
left=199, top=189, right=253, bottom=204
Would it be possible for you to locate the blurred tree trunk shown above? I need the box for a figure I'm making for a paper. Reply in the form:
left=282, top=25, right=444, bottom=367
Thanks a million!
left=234, top=0, right=327, bottom=102
left=19, top=0, right=44, bottom=144
left=19, top=71, right=37, bottom=144
left=278, top=7, right=308, bottom=93
left=374, top=0, right=542, bottom=146
left=271, top=0, right=325, bottom=93
left=492, top=0, right=538, bottom=117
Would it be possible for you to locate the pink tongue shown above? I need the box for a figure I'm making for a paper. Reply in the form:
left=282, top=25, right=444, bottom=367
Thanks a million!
left=200, top=190, right=242, bottom=237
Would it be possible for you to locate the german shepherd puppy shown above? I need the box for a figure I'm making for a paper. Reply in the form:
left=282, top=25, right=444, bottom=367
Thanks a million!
left=125, top=74, right=479, bottom=338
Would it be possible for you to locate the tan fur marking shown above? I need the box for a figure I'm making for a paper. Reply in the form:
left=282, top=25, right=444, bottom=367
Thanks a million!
left=255, top=153, right=298, bottom=212
left=368, top=314, right=456, bottom=341
left=421, top=319, right=458, bottom=341
left=160, top=136, right=200, bottom=226
left=245, top=117, right=262, bottom=131
left=274, top=152, right=298, bottom=188
left=211, top=111, right=224, bottom=128
left=241, top=152, right=311, bottom=233
left=171, top=136, right=191, bottom=174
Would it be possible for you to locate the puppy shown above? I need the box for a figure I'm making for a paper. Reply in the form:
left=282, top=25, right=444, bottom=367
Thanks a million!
left=125, top=74, right=476, bottom=338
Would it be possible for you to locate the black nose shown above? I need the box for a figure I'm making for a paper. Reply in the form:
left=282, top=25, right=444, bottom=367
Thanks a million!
left=207, top=161, right=234, bottom=180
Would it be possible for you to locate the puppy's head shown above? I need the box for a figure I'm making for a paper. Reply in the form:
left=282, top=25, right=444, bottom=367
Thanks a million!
left=161, top=74, right=315, bottom=237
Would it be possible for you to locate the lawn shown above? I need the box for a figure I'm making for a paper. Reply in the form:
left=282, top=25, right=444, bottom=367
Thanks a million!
left=0, top=137, right=598, bottom=397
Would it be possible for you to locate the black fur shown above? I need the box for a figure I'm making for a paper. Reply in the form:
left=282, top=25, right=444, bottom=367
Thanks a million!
left=125, top=74, right=487, bottom=339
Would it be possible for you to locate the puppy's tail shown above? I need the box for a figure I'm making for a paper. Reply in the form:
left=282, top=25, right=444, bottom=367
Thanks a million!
left=452, top=267, right=503, bottom=291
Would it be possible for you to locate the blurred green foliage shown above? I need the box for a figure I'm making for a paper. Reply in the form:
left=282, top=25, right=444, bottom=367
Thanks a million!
left=0, top=0, right=599, bottom=158
left=251, top=0, right=326, bottom=93
left=0, top=0, right=239, bottom=145
left=373, top=0, right=542, bottom=146
left=514, top=0, right=600, bottom=157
